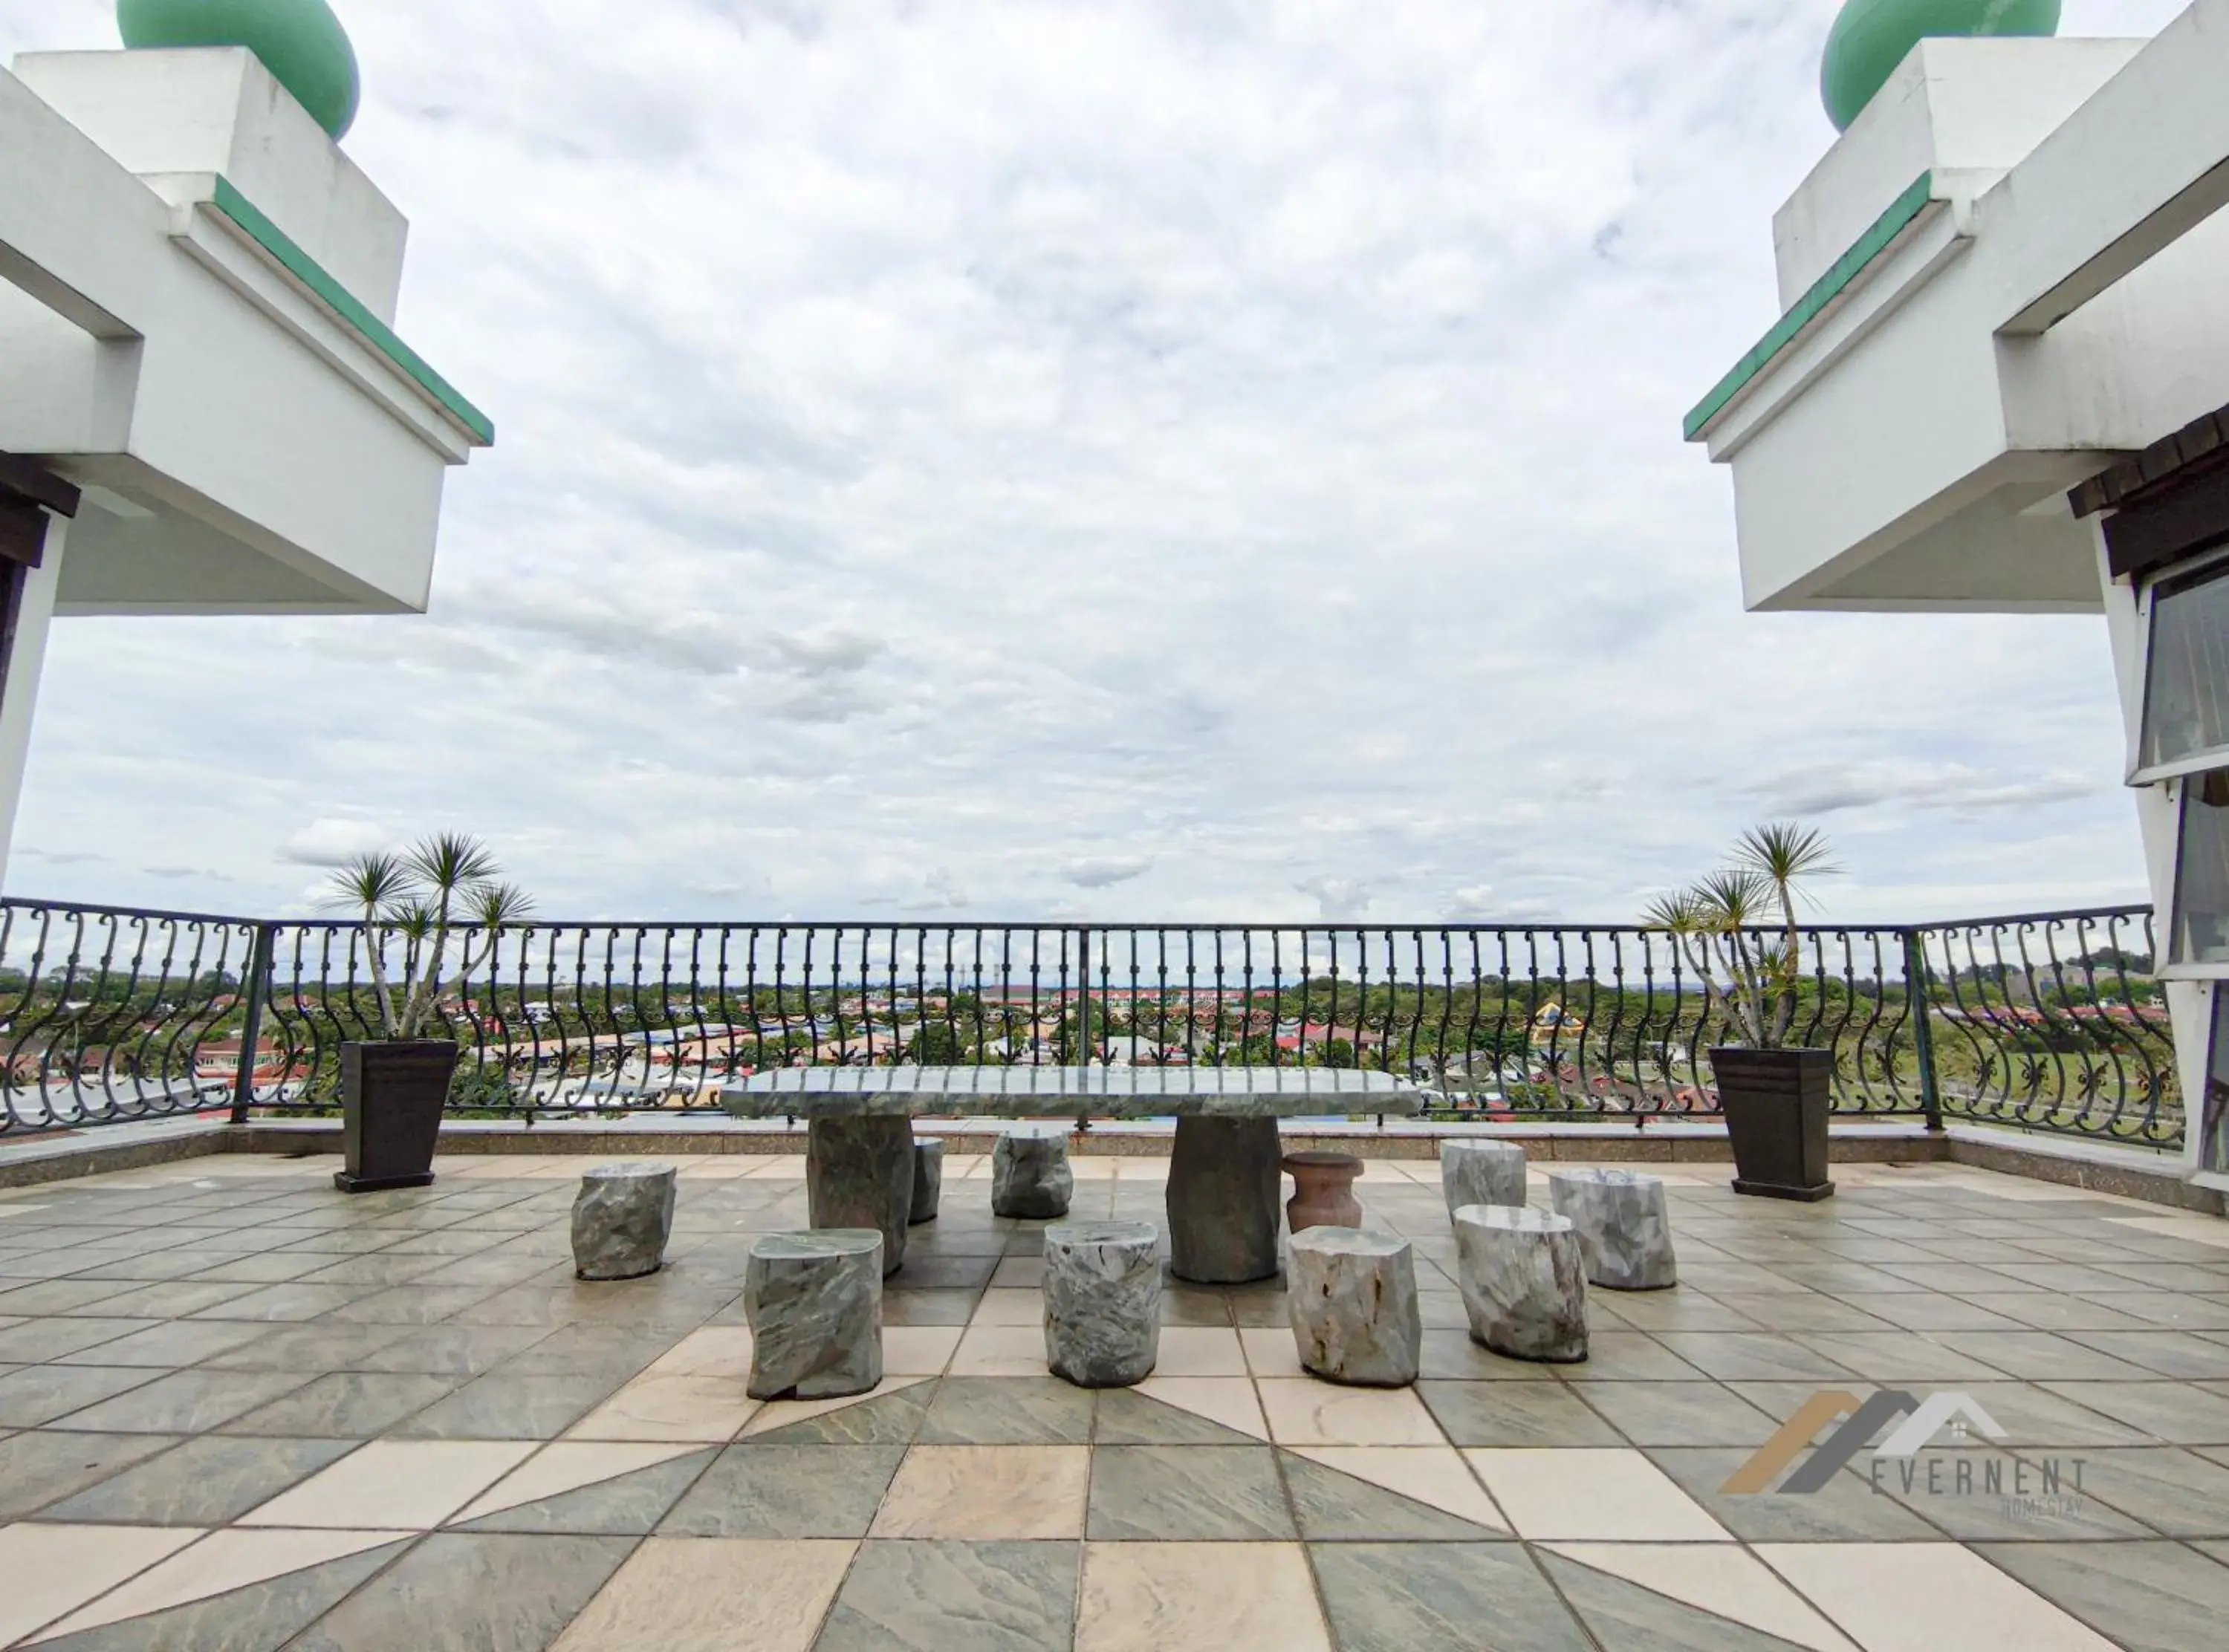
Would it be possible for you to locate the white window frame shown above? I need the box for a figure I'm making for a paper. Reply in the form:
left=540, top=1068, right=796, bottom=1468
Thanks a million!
left=2200, top=986, right=2229, bottom=1176
left=2130, top=546, right=2229, bottom=787
left=2166, top=768, right=2229, bottom=980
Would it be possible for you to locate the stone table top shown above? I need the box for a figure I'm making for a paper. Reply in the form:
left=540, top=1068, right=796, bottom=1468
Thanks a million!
left=721, top=1064, right=1423, bottom=1119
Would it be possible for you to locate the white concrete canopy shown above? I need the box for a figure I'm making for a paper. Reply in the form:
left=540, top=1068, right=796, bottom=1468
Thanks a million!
left=0, top=48, right=490, bottom=617
left=0, top=45, right=491, bottom=883
left=1688, top=6, right=2229, bottom=615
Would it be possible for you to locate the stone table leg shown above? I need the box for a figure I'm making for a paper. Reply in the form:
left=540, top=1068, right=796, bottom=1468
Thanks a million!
left=807, top=1116, right=914, bottom=1276
left=1167, top=1115, right=1282, bottom=1284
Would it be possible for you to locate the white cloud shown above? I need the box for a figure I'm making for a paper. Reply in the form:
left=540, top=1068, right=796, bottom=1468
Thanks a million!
left=278, top=820, right=394, bottom=868
left=0, top=0, right=2187, bottom=926
left=1297, top=877, right=1374, bottom=923
left=1445, top=885, right=1496, bottom=920
left=1063, top=856, right=1152, bottom=888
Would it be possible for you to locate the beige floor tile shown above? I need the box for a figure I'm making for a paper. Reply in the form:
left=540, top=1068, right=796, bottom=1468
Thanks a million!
left=454, top=1443, right=707, bottom=1522
left=970, top=1289, right=1045, bottom=1327
left=646, top=1327, right=756, bottom=1380
left=1153, top=1326, right=1249, bottom=1376
left=943, top=1154, right=990, bottom=1180
left=1290, top=1446, right=1508, bottom=1529
left=1133, top=1377, right=1268, bottom=1440
left=1239, top=1328, right=1304, bottom=1378
left=1464, top=1448, right=1730, bottom=1541
left=990, top=1256, right=1046, bottom=1288
left=0, top=1523, right=203, bottom=1646
left=1756, top=1543, right=2118, bottom=1652
left=675, top=1160, right=756, bottom=1180
left=444, top=1160, right=534, bottom=1180
left=552, top=1537, right=855, bottom=1651
left=1071, top=1157, right=1120, bottom=1180
left=869, top=1444, right=1090, bottom=1539
left=745, top=1157, right=808, bottom=1177
left=36, top=1529, right=399, bottom=1639
left=1076, top=1541, right=1331, bottom=1652
left=1546, top=1544, right=1856, bottom=1651
left=568, top=1375, right=759, bottom=1443
left=950, top=1324, right=1050, bottom=1377
left=238, top=1439, right=539, bottom=1529
left=2109, top=1214, right=2229, bottom=1251
left=1256, top=1379, right=1444, bottom=1446
left=1355, top=1163, right=1418, bottom=1184
left=739, top=1375, right=928, bottom=1437
left=1114, top=1163, right=1165, bottom=1185
left=884, top=1325, right=964, bottom=1376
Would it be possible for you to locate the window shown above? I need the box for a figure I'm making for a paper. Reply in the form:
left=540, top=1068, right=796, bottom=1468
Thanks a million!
left=2204, top=988, right=2229, bottom=1175
left=2138, top=559, right=2229, bottom=779
left=2172, top=769, right=2229, bottom=967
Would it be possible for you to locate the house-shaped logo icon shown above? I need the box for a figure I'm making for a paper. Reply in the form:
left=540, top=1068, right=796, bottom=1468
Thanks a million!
left=1723, top=1390, right=2008, bottom=1495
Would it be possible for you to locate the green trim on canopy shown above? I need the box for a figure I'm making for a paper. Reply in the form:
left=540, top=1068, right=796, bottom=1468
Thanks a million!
left=210, top=177, right=494, bottom=445
left=1683, top=172, right=1935, bottom=442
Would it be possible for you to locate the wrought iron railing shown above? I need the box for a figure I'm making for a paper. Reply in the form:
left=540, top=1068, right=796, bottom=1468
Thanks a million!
left=0, top=900, right=2183, bottom=1150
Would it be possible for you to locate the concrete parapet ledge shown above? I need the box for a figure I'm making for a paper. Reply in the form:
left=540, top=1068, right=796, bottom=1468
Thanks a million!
left=1, top=1113, right=2218, bottom=1215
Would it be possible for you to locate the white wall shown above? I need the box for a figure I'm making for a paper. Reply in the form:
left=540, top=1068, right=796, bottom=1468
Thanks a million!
left=1772, top=39, right=2144, bottom=309
left=13, top=49, right=407, bottom=324
left=0, top=516, right=65, bottom=891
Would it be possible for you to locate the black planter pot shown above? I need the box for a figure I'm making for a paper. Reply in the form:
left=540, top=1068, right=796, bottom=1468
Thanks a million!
left=336, top=1041, right=457, bottom=1193
left=1710, top=1046, right=1834, bottom=1202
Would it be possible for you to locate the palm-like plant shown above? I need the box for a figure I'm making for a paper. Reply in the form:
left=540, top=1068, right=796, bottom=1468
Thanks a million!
left=325, top=833, right=535, bottom=1041
left=1644, top=824, right=1840, bottom=1049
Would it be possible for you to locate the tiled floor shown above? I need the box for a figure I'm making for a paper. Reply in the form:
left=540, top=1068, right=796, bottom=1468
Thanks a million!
left=0, top=1154, right=2226, bottom=1648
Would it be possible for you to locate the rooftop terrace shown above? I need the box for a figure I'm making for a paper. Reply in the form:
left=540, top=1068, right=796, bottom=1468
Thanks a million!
left=1, top=1149, right=2225, bottom=1649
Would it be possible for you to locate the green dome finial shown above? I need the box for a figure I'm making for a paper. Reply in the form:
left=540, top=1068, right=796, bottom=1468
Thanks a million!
left=117, top=0, right=360, bottom=140
left=1821, top=0, right=2061, bottom=131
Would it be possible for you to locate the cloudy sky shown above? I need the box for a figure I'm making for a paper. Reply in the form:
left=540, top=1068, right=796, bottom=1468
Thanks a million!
left=0, top=0, right=2194, bottom=926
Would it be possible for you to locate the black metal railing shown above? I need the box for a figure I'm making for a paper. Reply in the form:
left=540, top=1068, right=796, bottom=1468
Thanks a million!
left=0, top=900, right=2184, bottom=1150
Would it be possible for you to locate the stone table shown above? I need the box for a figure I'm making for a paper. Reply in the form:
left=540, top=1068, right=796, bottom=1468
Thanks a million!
left=910, top=1138, right=944, bottom=1224
left=724, top=1065, right=1423, bottom=1283
left=807, top=1116, right=915, bottom=1277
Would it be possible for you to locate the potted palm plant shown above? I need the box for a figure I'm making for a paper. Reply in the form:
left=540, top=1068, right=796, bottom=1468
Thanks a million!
left=1644, top=824, right=1839, bottom=1201
left=325, top=834, right=532, bottom=1192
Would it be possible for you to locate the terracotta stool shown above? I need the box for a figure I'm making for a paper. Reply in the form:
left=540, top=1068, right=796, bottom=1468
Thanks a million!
left=1282, top=1151, right=1363, bottom=1232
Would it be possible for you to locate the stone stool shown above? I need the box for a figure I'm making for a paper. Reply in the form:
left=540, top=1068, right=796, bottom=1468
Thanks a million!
left=1042, top=1220, right=1161, bottom=1388
left=993, top=1128, right=1074, bottom=1219
left=1453, top=1204, right=1588, bottom=1363
left=1287, top=1228, right=1422, bottom=1387
left=1282, top=1151, right=1363, bottom=1232
left=743, top=1229, right=883, bottom=1400
left=1546, top=1168, right=1678, bottom=1290
left=1440, top=1139, right=1527, bottom=1219
left=910, top=1139, right=944, bottom=1225
left=570, top=1162, right=677, bottom=1281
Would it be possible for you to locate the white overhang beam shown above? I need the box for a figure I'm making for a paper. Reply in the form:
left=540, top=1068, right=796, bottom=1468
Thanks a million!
left=0, top=68, right=154, bottom=339
left=1987, top=0, right=2229, bottom=336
